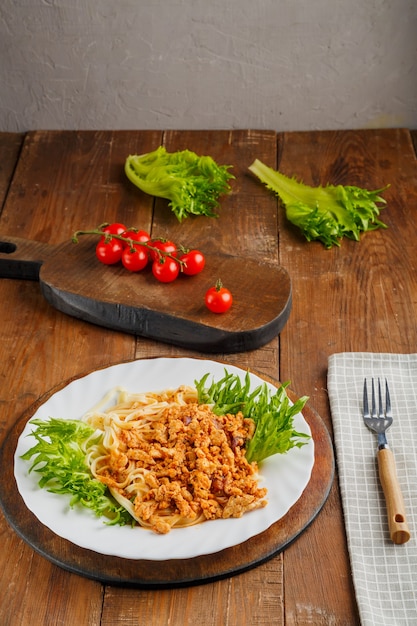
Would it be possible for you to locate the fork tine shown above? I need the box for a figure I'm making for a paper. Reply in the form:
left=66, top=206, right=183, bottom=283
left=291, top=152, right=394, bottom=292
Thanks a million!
left=363, top=378, right=369, bottom=416
left=371, top=378, right=377, bottom=418
left=385, top=378, right=392, bottom=418
left=377, top=377, right=384, bottom=418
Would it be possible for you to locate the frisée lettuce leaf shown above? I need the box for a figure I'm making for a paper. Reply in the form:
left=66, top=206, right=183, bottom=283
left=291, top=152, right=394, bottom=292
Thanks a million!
left=195, top=370, right=310, bottom=463
left=21, top=417, right=133, bottom=525
left=248, top=158, right=388, bottom=248
left=125, top=146, right=234, bottom=221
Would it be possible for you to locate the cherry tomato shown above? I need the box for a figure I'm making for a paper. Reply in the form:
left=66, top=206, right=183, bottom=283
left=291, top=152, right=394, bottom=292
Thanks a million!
left=95, top=238, right=124, bottom=265
left=152, top=257, right=180, bottom=283
left=179, top=249, right=206, bottom=276
left=122, top=245, right=149, bottom=272
left=149, top=239, right=177, bottom=262
left=205, top=280, right=233, bottom=313
left=101, top=222, right=127, bottom=237
left=122, top=229, right=150, bottom=247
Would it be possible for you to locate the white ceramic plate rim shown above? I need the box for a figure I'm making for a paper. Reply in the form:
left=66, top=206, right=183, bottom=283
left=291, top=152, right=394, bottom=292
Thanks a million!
left=14, top=357, right=314, bottom=560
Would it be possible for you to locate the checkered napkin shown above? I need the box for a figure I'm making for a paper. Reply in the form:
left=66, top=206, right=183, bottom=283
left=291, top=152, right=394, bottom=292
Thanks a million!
left=327, top=353, right=417, bottom=626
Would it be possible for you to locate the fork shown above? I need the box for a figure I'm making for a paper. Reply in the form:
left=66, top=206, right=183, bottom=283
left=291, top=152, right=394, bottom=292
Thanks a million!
left=363, top=378, right=410, bottom=544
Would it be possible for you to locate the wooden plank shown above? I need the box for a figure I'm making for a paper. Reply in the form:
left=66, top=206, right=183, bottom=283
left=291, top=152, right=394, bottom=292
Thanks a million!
left=277, top=128, right=417, bottom=625
left=0, top=540, right=103, bottom=626
left=0, top=130, right=161, bottom=626
left=411, top=129, right=417, bottom=156
left=0, top=132, right=23, bottom=210
left=101, top=558, right=284, bottom=626
left=0, top=130, right=162, bottom=243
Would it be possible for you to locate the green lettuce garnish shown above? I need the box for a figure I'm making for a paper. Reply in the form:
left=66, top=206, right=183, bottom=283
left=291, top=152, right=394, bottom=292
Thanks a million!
left=196, top=370, right=310, bottom=463
left=249, top=158, right=388, bottom=248
left=21, top=417, right=132, bottom=525
left=125, top=146, right=234, bottom=221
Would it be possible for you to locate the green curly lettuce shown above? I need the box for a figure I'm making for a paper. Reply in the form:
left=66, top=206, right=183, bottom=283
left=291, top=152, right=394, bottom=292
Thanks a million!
left=249, top=159, right=388, bottom=248
left=196, top=370, right=310, bottom=464
left=21, top=417, right=133, bottom=525
left=125, top=146, right=234, bottom=221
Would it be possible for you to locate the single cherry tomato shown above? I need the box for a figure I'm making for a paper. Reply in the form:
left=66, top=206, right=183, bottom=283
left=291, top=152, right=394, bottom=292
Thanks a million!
left=149, top=239, right=177, bottom=262
left=205, top=280, right=233, bottom=313
left=152, top=257, right=180, bottom=283
left=122, top=245, right=149, bottom=272
left=179, top=249, right=206, bottom=276
left=95, top=238, right=124, bottom=265
left=101, top=222, right=127, bottom=237
left=122, top=229, right=150, bottom=247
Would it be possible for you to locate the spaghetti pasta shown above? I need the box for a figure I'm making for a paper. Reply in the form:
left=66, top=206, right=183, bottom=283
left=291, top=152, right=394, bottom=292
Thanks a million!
left=82, top=385, right=268, bottom=534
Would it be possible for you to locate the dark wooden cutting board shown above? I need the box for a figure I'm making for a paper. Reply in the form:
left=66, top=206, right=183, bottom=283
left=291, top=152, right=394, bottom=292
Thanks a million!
left=0, top=235, right=292, bottom=353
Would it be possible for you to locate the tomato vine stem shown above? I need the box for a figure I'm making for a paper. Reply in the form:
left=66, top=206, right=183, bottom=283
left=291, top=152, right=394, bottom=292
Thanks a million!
left=72, top=227, right=184, bottom=265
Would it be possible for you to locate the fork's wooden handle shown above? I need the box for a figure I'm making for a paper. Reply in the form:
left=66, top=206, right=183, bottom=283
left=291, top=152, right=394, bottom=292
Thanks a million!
left=377, top=448, right=411, bottom=544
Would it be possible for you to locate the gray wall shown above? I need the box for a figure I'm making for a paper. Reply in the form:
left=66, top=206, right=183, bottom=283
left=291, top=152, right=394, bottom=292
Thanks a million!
left=1, top=0, right=416, bottom=133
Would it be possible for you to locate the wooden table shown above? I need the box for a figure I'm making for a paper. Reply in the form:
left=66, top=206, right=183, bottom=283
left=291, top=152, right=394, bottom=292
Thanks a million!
left=0, top=128, right=416, bottom=625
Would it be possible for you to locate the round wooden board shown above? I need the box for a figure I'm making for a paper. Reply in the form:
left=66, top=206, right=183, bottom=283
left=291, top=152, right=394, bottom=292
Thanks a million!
left=0, top=366, right=334, bottom=588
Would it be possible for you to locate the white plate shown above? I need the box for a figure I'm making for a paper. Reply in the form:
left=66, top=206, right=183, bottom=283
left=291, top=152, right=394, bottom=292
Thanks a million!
left=14, top=357, right=314, bottom=560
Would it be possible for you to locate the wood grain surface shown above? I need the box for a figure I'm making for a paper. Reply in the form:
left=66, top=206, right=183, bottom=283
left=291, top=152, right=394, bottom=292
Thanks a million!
left=1, top=128, right=417, bottom=625
left=0, top=133, right=23, bottom=207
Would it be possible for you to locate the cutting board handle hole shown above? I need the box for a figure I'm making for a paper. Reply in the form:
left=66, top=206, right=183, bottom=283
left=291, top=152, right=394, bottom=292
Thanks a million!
left=0, top=242, right=17, bottom=254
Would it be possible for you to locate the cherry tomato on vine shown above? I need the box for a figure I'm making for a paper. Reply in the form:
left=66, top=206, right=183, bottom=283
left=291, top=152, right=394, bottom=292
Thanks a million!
left=95, top=238, right=124, bottom=265
left=152, top=257, right=180, bottom=283
left=149, top=239, right=177, bottom=262
left=122, top=245, right=149, bottom=272
left=122, top=229, right=150, bottom=247
left=179, top=249, right=206, bottom=276
left=101, top=222, right=127, bottom=237
left=205, top=280, right=233, bottom=313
